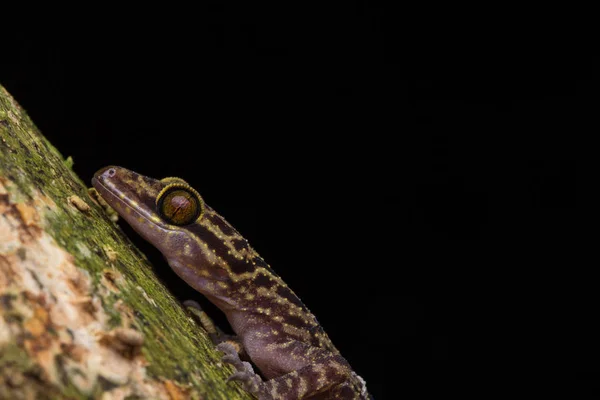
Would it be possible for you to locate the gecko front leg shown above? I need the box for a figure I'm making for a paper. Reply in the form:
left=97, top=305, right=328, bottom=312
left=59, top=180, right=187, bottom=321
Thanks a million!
left=184, top=300, right=245, bottom=356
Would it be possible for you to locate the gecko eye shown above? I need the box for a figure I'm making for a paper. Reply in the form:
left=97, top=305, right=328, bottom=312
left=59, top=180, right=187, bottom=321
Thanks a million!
left=156, top=184, right=204, bottom=226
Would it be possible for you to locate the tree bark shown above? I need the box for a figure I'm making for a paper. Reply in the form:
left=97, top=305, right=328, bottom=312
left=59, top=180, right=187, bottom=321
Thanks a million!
left=0, top=84, right=252, bottom=400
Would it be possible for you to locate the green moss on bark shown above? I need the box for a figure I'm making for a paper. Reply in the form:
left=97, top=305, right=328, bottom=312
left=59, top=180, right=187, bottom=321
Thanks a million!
left=0, top=84, right=252, bottom=399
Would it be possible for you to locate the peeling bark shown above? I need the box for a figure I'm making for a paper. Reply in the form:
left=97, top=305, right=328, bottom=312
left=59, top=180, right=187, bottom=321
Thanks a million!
left=0, top=84, right=253, bottom=400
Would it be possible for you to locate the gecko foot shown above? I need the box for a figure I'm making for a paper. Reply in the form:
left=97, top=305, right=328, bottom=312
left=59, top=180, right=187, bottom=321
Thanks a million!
left=217, top=343, right=266, bottom=397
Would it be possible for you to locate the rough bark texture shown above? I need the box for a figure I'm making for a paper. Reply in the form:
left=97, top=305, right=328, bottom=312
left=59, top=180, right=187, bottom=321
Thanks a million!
left=0, top=84, right=253, bottom=400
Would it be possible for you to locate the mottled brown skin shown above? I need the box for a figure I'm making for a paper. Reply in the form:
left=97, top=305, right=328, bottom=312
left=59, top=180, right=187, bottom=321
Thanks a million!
left=92, top=166, right=370, bottom=400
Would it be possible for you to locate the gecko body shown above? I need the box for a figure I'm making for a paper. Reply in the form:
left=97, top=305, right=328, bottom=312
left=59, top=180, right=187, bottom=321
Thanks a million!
left=92, top=166, right=370, bottom=400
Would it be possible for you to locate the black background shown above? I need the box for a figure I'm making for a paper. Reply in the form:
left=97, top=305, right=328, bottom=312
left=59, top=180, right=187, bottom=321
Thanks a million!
left=0, top=5, right=590, bottom=398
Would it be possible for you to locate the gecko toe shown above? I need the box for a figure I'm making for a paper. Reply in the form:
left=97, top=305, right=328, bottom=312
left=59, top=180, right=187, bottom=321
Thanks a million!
left=222, top=354, right=241, bottom=365
left=227, top=367, right=262, bottom=394
left=216, top=342, right=238, bottom=355
left=183, top=299, right=203, bottom=310
left=226, top=371, right=249, bottom=382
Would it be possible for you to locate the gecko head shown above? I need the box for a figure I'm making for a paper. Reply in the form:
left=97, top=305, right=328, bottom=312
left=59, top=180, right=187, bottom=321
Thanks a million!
left=92, top=166, right=205, bottom=255
left=92, top=166, right=255, bottom=285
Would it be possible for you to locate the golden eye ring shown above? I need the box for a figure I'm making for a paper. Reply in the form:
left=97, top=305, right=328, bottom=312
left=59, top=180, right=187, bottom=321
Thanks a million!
left=161, top=177, right=189, bottom=185
left=156, top=183, right=204, bottom=226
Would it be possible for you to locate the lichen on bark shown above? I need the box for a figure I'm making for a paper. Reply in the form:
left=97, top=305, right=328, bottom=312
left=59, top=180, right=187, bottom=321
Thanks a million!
left=0, top=84, right=252, bottom=400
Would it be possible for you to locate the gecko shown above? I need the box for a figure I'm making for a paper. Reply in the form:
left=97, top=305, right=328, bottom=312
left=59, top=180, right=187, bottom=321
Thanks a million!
left=92, top=166, right=371, bottom=400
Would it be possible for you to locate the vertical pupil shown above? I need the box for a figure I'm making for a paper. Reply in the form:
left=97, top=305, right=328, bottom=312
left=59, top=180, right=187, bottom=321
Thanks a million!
left=170, top=194, right=191, bottom=214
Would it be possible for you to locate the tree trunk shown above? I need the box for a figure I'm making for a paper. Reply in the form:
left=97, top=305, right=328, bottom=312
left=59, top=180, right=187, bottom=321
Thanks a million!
left=0, top=84, right=252, bottom=400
